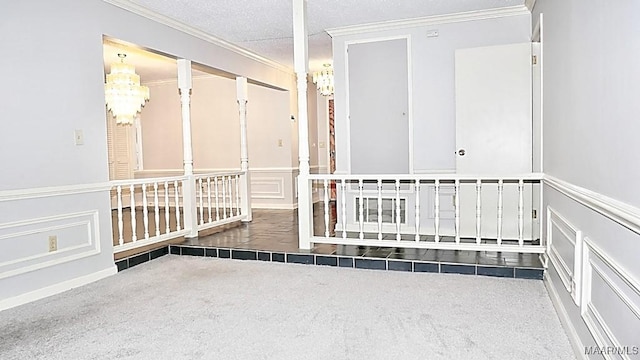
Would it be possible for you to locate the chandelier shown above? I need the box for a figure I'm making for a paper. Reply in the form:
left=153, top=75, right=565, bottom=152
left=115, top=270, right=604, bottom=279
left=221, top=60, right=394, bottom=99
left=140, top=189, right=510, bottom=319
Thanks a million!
left=312, top=64, right=334, bottom=96
left=105, top=54, right=150, bottom=126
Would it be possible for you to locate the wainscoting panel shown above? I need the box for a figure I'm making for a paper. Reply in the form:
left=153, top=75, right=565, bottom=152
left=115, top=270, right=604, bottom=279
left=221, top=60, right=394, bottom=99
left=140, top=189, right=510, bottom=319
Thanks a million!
left=250, top=177, right=285, bottom=200
left=547, top=207, right=582, bottom=304
left=0, top=211, right=100, bottom=278
left=581, top=238, right=640, bottom=357
left=542, top=178, right=640, bottom=359
left=250, top=168, right=298, bottom=209
left=0, top=183, right=115, bottom=310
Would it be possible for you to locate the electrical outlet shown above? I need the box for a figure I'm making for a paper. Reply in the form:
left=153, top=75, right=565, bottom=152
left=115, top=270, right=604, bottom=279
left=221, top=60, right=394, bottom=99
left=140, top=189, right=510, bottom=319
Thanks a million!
left=48, top=235, right=58, bottom=252
left=277, top=139, right=283, bottom=147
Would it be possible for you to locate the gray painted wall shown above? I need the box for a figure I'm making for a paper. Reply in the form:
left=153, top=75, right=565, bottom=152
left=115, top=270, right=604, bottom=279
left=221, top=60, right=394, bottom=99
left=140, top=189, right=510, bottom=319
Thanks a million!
left=331, top=14, right=530, bottom=174
left=0, top=0, right=294, bottom=308
left=533, top=0, right=640, bottom=356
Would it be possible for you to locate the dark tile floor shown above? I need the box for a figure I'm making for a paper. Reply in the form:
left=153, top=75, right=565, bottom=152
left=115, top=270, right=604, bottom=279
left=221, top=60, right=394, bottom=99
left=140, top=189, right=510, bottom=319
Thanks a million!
left=164, top=206, right=545, bottom=280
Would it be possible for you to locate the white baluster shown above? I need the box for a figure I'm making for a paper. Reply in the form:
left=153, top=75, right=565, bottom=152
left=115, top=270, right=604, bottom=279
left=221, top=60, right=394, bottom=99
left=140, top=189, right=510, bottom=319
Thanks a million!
left=221, top=176, right=227, bottom=218
left=154, top=182, right=160, bottom=237
left=341, top=179, right=347, bottom=239
left=228, top=175, right=234, bottom=217
left=130, top=184, right=137, bottom=242
left=454, top=179, right=460, bottom=244
left=395, top=179, right=401, bottom=241
left=236, top=174, right=241, bottom=216
left=116, top=186, right=124, bottom=246
left=497, top=179, right=504, bottom=245
left=434, top=180, right=440, bottom=243
left=142, top=183, right=149, bottom=239
left=198, top=178, right=204, bottom=225
left=518, top=179, right=524, bottom=246
left=358, top=180, right=364, bottom=240
left=213, top=177, right=220, bottom=221
left=377, top=179, right=383, bottom=241
left=476, top=180, right=482, bottom=244
left=174, top=180, right=181, bottom=231
left=164, top=181, right=170, bottom=234
left=207, top=177, right=212, bottom=223
left=414, top=180, right=420, bottom=242
left=323, top=179, right=330, bottom=237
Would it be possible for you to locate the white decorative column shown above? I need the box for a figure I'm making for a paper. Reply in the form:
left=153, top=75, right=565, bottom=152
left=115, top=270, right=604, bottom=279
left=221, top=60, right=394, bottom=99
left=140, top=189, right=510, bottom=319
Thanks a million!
left=177, top=59, right=198, bottom=238
left=236, top=76, right=252, bottom=222
left=293, top=0, right=312, bottom=250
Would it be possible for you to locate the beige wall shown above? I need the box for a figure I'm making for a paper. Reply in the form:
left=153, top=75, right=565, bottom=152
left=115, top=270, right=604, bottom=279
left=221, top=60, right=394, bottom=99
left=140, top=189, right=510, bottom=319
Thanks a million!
left=141, top=75, right=293, bottom=171
left=191, top=76, right=240, bottom=169
left=139, top=80, right=183, bottom=170
left=138, top=74, right=306, bottom=208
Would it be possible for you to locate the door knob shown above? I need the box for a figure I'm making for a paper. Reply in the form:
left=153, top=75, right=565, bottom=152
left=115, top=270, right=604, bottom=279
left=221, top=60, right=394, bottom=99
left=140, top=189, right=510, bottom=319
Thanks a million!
left=458, top=149, right=466, bottom=156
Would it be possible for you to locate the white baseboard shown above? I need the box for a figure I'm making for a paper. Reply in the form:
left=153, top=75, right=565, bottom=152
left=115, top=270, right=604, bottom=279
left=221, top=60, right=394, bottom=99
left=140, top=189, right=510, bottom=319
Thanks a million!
left=251, top=200, right=321, bottom=210
left=544, top=271, right=588, bottom=360
left=251, top=203, right=298, bottom=210
left=0, top=266, right=117, bottom=311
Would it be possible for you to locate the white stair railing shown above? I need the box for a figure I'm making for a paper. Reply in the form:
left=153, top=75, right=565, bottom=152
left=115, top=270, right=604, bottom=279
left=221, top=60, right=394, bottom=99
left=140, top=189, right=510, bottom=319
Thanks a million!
left=194, top=171, right=248, bottom=231
left=306, top=173, right=544, bottom=254
left=110, top=176, right=188, bottom=254
left=110, top=170, right=250, bottom=254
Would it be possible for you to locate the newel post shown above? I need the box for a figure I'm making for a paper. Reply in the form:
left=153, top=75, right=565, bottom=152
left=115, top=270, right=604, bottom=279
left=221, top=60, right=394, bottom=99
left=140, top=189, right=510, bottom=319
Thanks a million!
left=177, top=59, right=198, bottom=238
left=293, top=0, right=313, bottom=250
left=236, top=76, right=252, bottom=221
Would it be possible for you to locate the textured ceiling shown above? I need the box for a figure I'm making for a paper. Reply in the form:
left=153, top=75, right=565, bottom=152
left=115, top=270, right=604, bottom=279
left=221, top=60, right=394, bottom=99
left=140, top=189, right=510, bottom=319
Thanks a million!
left=126, top=0, right=525, bottom=71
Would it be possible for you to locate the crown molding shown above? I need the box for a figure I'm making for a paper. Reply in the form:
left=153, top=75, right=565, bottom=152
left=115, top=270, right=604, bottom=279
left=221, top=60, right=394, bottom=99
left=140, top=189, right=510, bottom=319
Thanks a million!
left=525, top=0, right=537, bottom=12
left=102, top=0, right=293, bottom=74
left=326, top=5, right=531, bottom=37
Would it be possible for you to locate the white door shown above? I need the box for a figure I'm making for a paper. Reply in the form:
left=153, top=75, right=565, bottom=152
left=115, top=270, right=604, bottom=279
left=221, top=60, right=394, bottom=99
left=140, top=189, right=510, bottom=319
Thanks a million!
left=106, top=115, right=133, bottom=181
left=531, top=41, right=542, bottom=240
left=348, top=38, right=409, bottom=174
left=106, top=114, right=134, bottom=208
left=455, top=43, right=533, bottom=240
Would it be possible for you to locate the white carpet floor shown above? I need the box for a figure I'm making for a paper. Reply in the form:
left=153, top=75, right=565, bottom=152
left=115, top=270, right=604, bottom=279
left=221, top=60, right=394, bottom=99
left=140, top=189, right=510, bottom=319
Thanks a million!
left=0, top=255, right=575, bottom=360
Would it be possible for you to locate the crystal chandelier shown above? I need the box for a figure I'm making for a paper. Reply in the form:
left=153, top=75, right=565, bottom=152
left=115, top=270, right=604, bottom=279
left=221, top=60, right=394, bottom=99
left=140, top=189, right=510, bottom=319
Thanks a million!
left=312, top=64, right=334, bottom=96
left=105, top=54, right=150, bottom=126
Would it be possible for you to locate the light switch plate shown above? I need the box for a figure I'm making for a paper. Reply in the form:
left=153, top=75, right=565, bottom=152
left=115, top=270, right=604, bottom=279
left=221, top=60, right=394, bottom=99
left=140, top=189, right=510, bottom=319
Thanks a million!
left=74, top=129, right=84, bottom=145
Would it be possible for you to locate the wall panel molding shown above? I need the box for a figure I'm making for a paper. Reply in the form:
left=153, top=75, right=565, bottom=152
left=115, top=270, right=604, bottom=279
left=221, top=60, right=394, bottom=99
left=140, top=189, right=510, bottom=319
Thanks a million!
left=545, top=175, right=640, bottom=236
left=580, top=238, right=640, bottom=359
left=545, top=176, right=640, bottom=359
left=546, top=206, right=582, bottom=304
left=0, top=211, right=101, bottom=279
left=251, top=177, right=285, bottom=200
